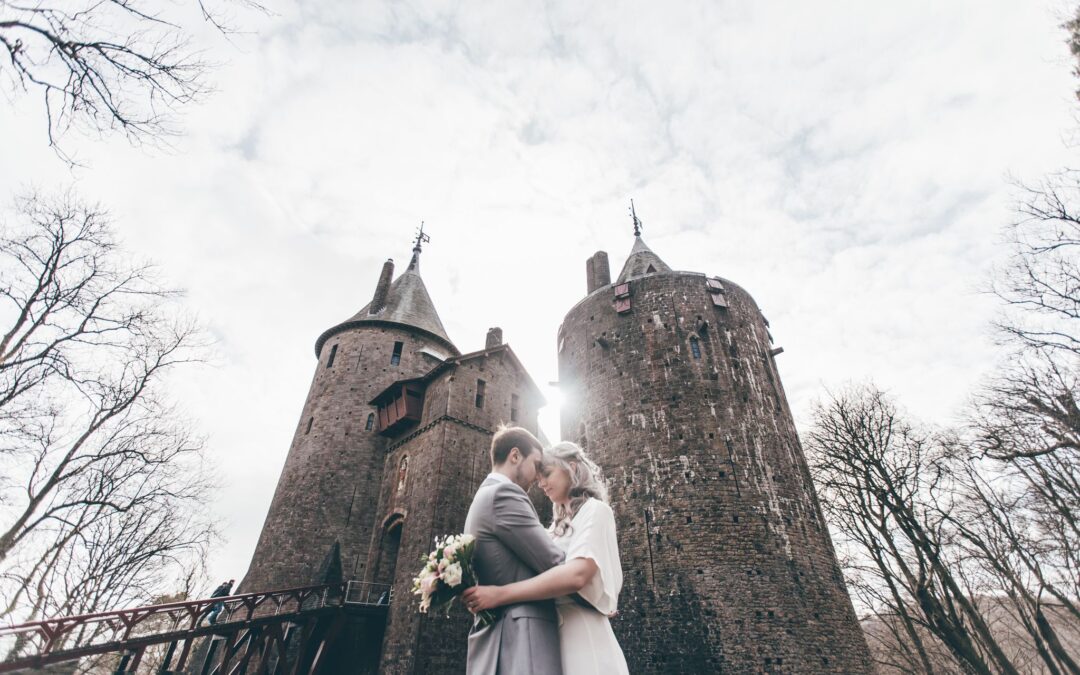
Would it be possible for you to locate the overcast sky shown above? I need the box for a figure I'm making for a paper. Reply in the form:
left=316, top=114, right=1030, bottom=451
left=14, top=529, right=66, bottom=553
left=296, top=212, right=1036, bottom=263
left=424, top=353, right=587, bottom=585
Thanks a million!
left=2, top=0, right=1077, bottom=586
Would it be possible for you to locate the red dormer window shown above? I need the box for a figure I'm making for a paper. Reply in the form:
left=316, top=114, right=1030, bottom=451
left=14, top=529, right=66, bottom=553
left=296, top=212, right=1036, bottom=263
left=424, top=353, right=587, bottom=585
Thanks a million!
left=614, top=282, right=632, bottom=314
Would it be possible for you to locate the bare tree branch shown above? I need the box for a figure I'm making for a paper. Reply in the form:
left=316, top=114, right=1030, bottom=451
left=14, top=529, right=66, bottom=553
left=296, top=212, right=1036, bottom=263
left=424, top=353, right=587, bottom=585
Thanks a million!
left=0, top=189, right=215, bottom=650
left=0, top=0, right=265, bottom=158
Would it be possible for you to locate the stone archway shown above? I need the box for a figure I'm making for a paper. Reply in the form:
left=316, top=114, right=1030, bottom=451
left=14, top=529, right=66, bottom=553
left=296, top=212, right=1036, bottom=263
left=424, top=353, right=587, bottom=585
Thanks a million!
left=373, top=514, right=404, bottom=590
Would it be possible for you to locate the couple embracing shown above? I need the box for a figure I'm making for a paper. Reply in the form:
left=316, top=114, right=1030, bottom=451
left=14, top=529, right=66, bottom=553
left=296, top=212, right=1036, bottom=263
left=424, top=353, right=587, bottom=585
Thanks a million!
left=462, top=426, right=629, bottom=675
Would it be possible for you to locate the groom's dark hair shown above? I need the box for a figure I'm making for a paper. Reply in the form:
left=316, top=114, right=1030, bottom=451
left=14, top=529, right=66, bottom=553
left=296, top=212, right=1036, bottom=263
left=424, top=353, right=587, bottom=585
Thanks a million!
left=490, top=425, right=542, bottom=466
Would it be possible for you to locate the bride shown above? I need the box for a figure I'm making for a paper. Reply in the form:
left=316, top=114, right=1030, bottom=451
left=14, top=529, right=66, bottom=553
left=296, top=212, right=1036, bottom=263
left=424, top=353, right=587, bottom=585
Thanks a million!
left=463, top=442, right=629, bottom=675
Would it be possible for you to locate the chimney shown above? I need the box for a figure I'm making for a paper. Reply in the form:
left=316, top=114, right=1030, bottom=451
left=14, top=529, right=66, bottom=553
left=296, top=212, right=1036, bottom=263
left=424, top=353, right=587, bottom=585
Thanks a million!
left=370, top=259, right=394, bottom=314
left=586, top=251, right=611, bottom=294
left=486, top=327, right=503, bottom=349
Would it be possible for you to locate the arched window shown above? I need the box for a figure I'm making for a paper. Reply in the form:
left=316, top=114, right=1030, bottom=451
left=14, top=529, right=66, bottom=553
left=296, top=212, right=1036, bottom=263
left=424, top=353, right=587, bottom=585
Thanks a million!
left=690, top=336, right=701, bottom=360
left=365, top=413, right=375, bottom=431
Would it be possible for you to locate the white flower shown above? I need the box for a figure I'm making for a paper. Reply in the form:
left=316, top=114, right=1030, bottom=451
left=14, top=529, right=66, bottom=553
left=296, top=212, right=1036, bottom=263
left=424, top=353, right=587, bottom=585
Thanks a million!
left=442, top=562, right=463, bottom=588
left=420, top=572, right=439, bottom=595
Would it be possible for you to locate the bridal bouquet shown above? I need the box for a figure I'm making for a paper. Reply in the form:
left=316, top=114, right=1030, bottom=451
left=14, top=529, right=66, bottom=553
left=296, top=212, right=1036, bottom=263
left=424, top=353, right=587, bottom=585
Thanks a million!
left=413, top=533, right=495, bottom=627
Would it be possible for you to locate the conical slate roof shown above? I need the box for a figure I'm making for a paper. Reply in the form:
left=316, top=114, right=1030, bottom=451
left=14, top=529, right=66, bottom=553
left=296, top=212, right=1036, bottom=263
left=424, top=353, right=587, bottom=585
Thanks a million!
left=351, top=265, right=451, bottom=341
left=314, top=248, right=457, bottom=357
left=616, top=235, right=672, bottom=283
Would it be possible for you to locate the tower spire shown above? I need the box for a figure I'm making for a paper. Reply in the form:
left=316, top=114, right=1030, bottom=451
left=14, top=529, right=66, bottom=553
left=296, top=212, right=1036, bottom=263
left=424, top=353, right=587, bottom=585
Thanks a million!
left=630, top=199, right=642, bottom=237
left=409, top=221, right=430, bottom=272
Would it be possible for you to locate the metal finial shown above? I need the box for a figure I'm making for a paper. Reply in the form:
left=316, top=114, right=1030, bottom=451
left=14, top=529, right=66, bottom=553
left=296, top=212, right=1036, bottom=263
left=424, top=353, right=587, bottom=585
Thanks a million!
left=630, top=200, right=642, bottom=237
left=413, top=221, right=431, bottom=251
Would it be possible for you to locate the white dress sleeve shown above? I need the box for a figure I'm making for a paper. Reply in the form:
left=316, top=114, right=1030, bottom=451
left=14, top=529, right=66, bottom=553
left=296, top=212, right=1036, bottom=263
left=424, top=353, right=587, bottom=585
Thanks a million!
left=566, top=499, right=623, bottom=615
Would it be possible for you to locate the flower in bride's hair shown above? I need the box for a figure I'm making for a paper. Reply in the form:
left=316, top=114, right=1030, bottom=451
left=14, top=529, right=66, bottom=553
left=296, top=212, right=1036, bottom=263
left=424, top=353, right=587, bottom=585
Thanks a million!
left=443, top=562, right=463, bottom=588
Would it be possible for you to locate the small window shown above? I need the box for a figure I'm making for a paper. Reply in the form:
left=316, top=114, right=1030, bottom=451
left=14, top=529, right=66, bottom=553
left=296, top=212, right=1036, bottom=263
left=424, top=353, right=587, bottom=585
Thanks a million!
left=397, top=456, right=409, bottom=491
left=326, top=344, right=338, bottom=369
left=305, top=417, right=313, bottom=434
left=365, top=413, right=374, bottom=431
left=390, top=341, right=403, bottom=366
left=690, top=336, right=701, bottom=360
left=510, top=394, right=519, bottom=422
left=475, top=379, right=486, bottom=409
left=646, top=264, right=656, bottom=274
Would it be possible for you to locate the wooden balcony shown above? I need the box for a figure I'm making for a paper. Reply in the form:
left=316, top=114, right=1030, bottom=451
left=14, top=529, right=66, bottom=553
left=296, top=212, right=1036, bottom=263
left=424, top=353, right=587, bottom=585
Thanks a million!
left=375, top=384, right=424, bottom=436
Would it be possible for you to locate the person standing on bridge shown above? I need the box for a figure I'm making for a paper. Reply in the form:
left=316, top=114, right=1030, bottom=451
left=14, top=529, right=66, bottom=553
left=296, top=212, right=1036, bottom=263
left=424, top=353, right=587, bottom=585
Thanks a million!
left=204, top=579, right=234, bottom=626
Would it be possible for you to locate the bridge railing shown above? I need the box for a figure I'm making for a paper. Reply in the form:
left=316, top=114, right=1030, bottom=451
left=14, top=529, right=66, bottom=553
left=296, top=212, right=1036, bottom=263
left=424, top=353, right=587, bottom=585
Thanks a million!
left=343, top=580, right=394, bottom=607
left=0, top=579, right=392, bottom=674
left=0, top=583, right=334, bottom=662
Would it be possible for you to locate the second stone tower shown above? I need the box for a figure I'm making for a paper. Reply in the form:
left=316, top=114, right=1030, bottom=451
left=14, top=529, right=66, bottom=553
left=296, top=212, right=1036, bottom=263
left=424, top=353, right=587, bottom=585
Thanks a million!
left=557, top=219, right=873, bottom=673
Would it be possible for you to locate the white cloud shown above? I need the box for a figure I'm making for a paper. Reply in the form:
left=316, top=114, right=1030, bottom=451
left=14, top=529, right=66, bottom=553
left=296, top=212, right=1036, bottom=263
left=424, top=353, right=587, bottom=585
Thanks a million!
left=0, top=0, right=1076, bottom=586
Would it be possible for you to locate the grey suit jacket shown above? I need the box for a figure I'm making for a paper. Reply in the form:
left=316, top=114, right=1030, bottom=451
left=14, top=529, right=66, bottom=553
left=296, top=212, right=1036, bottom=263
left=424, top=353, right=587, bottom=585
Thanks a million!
left=464, top=476, right=565, bottom=675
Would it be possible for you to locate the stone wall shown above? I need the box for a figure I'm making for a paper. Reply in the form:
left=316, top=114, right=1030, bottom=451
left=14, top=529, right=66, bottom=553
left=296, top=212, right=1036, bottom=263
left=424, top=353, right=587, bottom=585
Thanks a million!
left=241, top=325, right=452, bottom=593
left=365, top=346, right=545, bottom=674
left=557, top=270, right=873, bottom=673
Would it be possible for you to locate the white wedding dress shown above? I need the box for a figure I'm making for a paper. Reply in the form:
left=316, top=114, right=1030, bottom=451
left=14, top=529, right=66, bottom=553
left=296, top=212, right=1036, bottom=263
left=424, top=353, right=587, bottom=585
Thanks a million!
left=550, top=498, right=630, bottom=675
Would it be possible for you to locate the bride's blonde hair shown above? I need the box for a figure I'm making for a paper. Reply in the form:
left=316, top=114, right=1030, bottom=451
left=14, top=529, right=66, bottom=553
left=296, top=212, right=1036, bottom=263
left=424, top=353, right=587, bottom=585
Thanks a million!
left=543, top=442, right=608, bottom=536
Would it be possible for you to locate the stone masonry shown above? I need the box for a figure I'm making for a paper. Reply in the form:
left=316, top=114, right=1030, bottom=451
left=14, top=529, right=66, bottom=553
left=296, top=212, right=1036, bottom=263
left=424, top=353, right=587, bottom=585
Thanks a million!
left=242, top=226, right=873, bottom=674
left=241, top=241, right=546, bottom=673
left=557, top=233, right=873, bottom=673
left=369, top=344, right=545, bottom=673
left=240, top=255, right=458, bottom=595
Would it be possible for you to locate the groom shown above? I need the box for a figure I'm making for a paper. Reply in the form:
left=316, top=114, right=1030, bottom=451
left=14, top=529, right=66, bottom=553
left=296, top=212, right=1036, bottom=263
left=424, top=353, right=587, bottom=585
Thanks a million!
left=464, top=425, right=564, bottom=675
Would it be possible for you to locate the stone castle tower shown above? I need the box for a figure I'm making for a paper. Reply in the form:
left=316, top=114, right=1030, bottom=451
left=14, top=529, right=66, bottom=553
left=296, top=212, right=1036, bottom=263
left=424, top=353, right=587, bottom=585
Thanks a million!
left=556, top=221, right=873, bottom=673
left=241, top=234, right=546, bottom=673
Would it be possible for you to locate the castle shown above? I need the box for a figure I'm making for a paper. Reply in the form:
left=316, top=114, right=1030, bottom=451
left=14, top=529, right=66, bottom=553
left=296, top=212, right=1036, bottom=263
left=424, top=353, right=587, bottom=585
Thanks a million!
left=240, top=218, right=873, bottom=673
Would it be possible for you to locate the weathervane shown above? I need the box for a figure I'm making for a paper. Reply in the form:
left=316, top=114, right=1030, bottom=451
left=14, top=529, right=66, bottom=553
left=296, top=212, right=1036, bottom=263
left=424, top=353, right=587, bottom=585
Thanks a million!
left=413, top=221, right=431, bottom=251
left=630, top=199, right=643, bottom=237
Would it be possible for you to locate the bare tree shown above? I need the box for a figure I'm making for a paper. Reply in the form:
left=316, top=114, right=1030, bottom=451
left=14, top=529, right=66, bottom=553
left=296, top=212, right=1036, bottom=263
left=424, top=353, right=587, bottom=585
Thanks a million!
left=0, top=189, right=214, bottom=647
left=806, top=384, right=1021, bottom=675
left=0, top=0, right=263, bottom=156
left=992, top=172, right=1080, bottom=358
left=941, top=452, right=1080, bottom=675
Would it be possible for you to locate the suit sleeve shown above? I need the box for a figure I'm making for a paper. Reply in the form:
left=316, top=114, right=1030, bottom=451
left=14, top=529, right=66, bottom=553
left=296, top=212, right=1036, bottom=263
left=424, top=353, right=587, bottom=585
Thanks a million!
left=492, top=484, right=565, bottom=573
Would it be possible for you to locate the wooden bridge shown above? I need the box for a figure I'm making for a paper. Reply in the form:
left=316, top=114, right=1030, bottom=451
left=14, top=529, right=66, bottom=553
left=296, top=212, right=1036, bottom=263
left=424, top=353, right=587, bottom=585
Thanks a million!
left=0, top=581, right=391, bottom=674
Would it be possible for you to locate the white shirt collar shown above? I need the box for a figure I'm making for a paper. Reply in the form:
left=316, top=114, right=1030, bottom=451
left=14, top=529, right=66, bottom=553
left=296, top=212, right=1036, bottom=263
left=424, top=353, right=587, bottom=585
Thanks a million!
left=485, top=472, right=513, bottom=485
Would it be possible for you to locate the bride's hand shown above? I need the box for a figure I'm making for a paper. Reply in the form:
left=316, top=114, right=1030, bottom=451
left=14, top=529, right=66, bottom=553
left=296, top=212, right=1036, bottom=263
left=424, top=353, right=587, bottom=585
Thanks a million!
left=462, top=585, right=502, bottom=613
